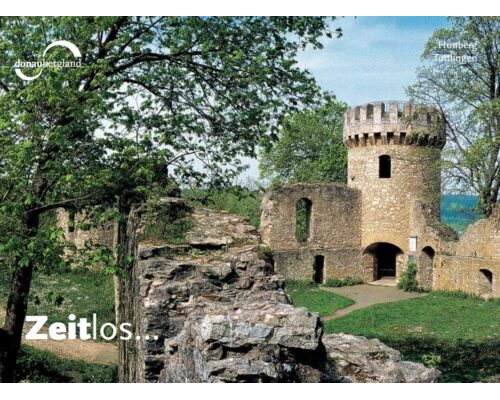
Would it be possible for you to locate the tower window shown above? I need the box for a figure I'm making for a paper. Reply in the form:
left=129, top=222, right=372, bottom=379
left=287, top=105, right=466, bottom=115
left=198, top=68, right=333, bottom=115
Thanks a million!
left=295, top=198, right=312, bottom=243
left=379, top=155, right=391, bottom=178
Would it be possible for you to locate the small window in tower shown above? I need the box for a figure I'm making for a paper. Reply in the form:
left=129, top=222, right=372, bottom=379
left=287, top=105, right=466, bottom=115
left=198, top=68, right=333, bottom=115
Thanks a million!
left=379, top=155, right=391, bottom=178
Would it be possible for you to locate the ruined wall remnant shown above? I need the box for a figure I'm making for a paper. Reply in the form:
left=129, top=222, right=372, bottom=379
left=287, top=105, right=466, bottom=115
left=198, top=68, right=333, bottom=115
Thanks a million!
left=433, top=206, right=500, bottom=297
left=260, top=183, right=369, bottom=282
left=118, top=199, right=439, bottom=382
left=57, top=208, right=115, bottom=251
left=260, top=183, right=362, bottom=250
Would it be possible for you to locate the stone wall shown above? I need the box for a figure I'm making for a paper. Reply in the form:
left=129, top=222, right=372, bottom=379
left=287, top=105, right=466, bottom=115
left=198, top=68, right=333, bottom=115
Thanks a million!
left=344, top=102, right=444, bottom=252
left=273, top=248, right=372, bottom=282
left=410, top=201, right=499, bottom=296
left=118, top=199, right=439, bottom=382
left=433, top=206, right=500, bottom=297
left=260, top=183, right=367, bottom=282
left=348, top=145, right=441, bottom=251
left=260, top=183, right=362, bottom=251
left=57, top=208, right=115, bottom=251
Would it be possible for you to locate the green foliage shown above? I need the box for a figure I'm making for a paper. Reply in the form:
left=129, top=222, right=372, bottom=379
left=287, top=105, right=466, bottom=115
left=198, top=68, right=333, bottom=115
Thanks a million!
left=0, top=266, right=115, bottom=330
left=16, top=345, right=117, bottom=383
left=324, top=291, right=500, bottom=382
left=422, top=353, right=442, bottom=369
left=259, top=95, right=348, bottom=184
left=397, top=261, right=421, bottom=292
left=257, top=245, right=273, bottom=257
left=407, top=17, right=499, bottom=216
left=284, top=279, right=315, bottom=290
left=286, top=282, right=354, bottom=316
left=143, top=204, right=193, bottom=244
left=324, top=276, right=363, bottom=287
left=295, top=198, right=310, bottom=243
left=0, top=16, right=341, bottom=375
left=183, top=186, right=263, bottom=227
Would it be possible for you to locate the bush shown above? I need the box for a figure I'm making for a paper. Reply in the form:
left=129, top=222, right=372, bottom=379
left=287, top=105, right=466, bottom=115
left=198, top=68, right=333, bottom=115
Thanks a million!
left=324, top=276, right=363, bottom=287
left=284, top=279, right=315, bottom=290
left=183, top=186, right=262, bottom=227
left=397, top=261, right=421, bottom=292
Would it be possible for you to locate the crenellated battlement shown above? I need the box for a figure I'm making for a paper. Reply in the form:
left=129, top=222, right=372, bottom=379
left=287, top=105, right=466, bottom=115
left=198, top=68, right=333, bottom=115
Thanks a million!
left=343, top=101, right=446, bottom=148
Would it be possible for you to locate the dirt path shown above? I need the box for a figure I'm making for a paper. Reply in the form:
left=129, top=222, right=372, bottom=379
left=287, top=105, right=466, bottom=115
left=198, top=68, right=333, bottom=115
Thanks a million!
left=321, top=284, right=428, bottom=320
left=0, top=308, right=118, bottom=365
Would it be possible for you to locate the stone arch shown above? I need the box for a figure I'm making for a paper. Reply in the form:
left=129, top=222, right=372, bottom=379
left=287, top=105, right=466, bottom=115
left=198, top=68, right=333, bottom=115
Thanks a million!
left=295, top=198, right=312, bottom=243
left=478, top=269, right=493, bottom=294
left=419, top=246, right=435, bottom=289
left=379, top=155, right=391, bottom=178
left=364, top=242, right=403, bottom=280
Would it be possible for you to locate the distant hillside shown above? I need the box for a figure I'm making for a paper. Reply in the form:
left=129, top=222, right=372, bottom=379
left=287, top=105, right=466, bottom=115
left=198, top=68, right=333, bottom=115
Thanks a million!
left=441, top=194, right=481, bottom=234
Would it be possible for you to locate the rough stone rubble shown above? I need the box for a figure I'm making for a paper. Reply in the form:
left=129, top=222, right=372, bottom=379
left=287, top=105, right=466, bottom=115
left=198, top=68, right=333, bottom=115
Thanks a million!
left=119, top=199, right=440, bottom=383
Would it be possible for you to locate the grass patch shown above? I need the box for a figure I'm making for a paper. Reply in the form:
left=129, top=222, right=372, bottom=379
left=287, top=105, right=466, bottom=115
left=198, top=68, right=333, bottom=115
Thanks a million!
left=286, top=282, right=354, bottom=317
left=0, top=266, right=115, bottom=331
left=16, top=344, right=117, bottom=383
left=324, top=276, right=363, bottom=287
left=323, top=291, right=500, bottom=382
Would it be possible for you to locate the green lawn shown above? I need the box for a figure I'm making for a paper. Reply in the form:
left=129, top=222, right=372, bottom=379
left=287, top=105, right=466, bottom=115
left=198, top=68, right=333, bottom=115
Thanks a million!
left=16, top=345, right=117, bottom=383
left=0, top=266, right=115, bottom=331
left=324, top=291, right=500, bottom=382
left=287, top=284, right=354, bottom=317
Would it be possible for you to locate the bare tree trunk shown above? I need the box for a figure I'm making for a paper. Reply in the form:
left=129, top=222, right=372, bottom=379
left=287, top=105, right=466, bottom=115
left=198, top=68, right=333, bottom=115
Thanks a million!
left=0, top=211, right=39, bottom=382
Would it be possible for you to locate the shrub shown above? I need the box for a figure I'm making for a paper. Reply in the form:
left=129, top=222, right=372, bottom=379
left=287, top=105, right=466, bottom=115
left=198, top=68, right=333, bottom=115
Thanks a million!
left=324, top=276, right=363, bottom=287
left=397, top=261, right=421, bottom=292
left=422, top=353, right=443, bottom=369
left=284, top=279, right=315, bottom=290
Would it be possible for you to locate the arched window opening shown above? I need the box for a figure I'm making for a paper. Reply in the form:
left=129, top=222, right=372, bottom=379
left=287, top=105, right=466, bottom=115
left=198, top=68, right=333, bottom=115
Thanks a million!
left=295, top=198, right=312, bottom=243
left=379, top=155, right=391, bottom=178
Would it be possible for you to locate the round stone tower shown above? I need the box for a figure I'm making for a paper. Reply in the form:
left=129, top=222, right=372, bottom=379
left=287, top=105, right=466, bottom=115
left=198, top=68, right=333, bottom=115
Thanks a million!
left=343, top=101, right=445, bottom=276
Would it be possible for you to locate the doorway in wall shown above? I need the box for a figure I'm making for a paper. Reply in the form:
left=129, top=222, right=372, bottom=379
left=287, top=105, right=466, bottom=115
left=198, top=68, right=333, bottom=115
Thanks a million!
left=479, top=269, right=493, bottom=294
left=364, top=242, right=402, bottom=280
left=313, top=255, right=324, bottom=284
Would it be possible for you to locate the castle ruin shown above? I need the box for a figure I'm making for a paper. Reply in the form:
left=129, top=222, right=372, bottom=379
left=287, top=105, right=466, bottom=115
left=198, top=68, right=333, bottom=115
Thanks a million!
left=260, top=101, right=499, bottom=297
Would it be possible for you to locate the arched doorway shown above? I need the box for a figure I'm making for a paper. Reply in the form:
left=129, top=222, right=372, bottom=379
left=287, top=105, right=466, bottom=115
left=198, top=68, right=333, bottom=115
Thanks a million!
left=479, top=269, right=493, bottom=294
left=364, top=242, right=403, bottom=280
left=419, top=246, right=435, bottom=289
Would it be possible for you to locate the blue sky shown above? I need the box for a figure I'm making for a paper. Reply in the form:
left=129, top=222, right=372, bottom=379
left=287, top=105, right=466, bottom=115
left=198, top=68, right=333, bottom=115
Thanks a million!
left=297, top=17, right=450, bottom=106
left=240, top=16, right=451, bottom=180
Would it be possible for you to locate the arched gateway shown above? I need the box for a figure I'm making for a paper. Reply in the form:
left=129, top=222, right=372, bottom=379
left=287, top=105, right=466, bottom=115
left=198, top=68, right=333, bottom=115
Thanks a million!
left=364, top=242, right=403, bottom=281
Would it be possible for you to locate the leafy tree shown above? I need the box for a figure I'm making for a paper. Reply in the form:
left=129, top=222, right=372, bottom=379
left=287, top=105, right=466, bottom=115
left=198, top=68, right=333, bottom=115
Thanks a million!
left=407, top=17, right=499, bottom=216
left=259, top=95, right=348, bottom=184
left=0, top=16, right=340, bottom=381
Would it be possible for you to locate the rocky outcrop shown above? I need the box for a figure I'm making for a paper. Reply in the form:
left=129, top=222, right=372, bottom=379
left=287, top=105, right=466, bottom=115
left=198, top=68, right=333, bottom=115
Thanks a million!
left=119, top=198, right=440, bottom=383
left=163, top=297, right=329, bottom=383
left=323, top=334, right=441, bottom=383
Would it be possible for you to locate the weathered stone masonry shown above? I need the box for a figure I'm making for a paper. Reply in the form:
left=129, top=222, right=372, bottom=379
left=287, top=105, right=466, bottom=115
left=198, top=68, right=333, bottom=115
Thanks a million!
left=261, top=101, right=499, bottom=297
left=118, top=198, right=439, bottom=382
